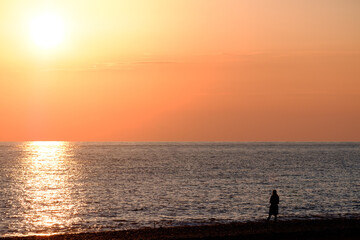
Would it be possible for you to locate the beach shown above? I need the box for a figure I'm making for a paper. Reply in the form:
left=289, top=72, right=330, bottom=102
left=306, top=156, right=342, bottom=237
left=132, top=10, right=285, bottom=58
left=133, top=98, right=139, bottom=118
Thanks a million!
left=2, top=0, right=360, bottom=238
left=2, top=218, right=359, bottom=240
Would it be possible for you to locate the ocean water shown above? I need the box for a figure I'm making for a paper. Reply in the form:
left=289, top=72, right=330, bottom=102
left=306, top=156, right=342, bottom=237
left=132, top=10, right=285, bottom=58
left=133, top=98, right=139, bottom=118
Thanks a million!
left=0, top=142, right=359, bottom=237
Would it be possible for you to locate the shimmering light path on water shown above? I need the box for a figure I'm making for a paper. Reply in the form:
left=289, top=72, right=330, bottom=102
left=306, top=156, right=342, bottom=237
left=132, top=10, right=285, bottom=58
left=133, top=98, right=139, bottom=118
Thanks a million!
left=0, top=142, right=359, bottom=237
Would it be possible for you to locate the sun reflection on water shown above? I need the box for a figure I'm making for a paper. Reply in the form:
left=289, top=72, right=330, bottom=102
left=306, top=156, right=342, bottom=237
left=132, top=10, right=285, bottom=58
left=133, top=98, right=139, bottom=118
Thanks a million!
left=21, top=141, right=77, bottom=234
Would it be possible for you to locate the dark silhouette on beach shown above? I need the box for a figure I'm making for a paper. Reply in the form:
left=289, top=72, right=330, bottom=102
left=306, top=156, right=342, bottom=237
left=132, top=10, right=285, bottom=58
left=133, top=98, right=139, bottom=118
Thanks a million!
left=267, top=190, right=279, bottom=221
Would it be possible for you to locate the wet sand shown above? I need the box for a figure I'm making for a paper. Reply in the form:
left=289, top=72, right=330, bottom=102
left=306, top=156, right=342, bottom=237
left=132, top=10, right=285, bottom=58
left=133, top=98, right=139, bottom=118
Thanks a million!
left=2, top=218, right=360, bottom=240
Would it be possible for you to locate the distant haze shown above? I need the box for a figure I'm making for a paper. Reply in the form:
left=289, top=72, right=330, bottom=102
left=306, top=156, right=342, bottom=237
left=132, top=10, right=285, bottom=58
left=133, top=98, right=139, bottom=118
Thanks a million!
left=1, top=0, right=359, bottom=141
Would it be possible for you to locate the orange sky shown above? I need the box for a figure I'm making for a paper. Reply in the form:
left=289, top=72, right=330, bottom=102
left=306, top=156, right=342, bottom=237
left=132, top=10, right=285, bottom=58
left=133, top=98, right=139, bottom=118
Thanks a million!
left=1, top=0, right=360, bottom=141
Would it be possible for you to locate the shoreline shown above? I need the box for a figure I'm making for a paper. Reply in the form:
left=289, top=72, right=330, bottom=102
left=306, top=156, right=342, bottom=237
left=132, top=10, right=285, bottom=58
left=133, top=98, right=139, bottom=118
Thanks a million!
left=2, top=218, right=360, bottom=240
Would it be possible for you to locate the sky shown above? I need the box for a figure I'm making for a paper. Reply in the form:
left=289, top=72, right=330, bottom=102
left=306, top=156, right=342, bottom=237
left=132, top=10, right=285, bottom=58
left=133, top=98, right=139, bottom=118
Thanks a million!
left=0, top=0, right=359, bottom=141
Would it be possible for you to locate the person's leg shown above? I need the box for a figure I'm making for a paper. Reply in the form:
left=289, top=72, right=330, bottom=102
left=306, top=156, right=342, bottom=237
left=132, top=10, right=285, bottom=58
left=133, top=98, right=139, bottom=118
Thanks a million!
left=274, top=214, right=277, bottom=221
left=266, top=214, right=271, bottom=221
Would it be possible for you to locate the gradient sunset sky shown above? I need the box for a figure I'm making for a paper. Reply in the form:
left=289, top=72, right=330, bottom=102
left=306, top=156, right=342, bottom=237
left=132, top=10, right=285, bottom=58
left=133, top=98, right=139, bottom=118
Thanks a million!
left=1, top=0, right=359, bottom=141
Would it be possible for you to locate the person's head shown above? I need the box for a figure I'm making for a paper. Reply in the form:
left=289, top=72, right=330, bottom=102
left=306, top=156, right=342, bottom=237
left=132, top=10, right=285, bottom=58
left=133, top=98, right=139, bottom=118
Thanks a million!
left=273, top=190, right=277, bottom=195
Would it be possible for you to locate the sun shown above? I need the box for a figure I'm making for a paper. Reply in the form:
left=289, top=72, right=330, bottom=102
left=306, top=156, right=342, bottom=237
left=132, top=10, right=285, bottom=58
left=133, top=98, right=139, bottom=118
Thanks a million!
left=29, top=12, right=65, bottom=49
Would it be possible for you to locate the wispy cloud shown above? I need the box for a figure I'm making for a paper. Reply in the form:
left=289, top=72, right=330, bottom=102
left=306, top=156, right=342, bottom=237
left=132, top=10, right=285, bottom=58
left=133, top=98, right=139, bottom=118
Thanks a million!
left=42, top=50, right=360, bottom=72
left=43, top=60, right=179, bottom=72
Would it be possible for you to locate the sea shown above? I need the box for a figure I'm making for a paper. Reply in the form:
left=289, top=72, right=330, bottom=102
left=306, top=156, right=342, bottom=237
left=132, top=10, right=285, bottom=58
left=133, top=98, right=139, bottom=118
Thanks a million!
left=0, top=142, right=359, bottom=237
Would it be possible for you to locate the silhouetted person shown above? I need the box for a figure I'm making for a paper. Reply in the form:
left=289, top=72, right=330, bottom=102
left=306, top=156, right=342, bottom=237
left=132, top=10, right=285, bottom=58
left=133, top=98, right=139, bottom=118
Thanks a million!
left=267, top=190, right=279, bottom=221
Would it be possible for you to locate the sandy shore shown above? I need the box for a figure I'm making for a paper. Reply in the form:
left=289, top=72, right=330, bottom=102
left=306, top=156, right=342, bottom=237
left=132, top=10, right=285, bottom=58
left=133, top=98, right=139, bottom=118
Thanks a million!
left=2, top=218, right=360, bottom=240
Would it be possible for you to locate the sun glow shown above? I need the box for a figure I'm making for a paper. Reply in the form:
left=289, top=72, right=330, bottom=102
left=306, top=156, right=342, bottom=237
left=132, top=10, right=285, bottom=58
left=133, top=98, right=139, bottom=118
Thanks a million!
left=29, top=12, right=65, bottom=49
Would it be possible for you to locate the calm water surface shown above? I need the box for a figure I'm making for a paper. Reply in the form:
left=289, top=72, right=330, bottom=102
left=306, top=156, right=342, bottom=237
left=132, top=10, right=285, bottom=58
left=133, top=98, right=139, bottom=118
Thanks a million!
left=0, top=142, right=359, bottom=237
